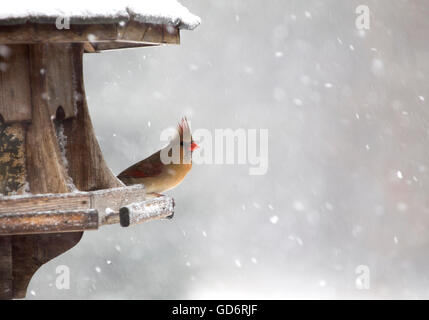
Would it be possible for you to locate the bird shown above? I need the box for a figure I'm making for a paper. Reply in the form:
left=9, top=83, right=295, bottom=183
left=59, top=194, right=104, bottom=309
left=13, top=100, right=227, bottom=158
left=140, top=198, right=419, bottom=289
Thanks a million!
left=117, top=117, right=198, bottom=194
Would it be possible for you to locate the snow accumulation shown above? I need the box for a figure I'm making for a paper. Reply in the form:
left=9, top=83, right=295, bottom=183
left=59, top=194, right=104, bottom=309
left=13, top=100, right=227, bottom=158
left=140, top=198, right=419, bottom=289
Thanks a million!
left=0, top=0, right=200, bottom=30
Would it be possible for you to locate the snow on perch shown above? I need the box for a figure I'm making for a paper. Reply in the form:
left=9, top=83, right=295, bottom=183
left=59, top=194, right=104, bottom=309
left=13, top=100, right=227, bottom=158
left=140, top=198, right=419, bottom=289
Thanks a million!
left=119, top=196, right=175, bottom=227
left=0, top=0, right=201, bottom=30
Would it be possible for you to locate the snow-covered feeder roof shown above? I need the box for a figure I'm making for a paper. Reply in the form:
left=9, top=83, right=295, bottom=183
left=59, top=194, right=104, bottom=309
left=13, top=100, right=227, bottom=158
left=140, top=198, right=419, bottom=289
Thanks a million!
left=0, top=0, right=200, bottom=50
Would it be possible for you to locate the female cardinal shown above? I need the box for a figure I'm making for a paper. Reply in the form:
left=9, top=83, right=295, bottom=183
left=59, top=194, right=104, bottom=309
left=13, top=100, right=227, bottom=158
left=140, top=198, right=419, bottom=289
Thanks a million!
left=118, top=118, right=199, bottom=194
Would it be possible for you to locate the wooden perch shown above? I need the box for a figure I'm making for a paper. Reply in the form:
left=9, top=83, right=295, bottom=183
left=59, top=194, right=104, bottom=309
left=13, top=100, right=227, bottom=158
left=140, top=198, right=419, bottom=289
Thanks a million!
left=0, top=185, right=174, bottom=235
left=120, top=197, right=175, bottom=227
left=0, top=209, right=98, bottom=235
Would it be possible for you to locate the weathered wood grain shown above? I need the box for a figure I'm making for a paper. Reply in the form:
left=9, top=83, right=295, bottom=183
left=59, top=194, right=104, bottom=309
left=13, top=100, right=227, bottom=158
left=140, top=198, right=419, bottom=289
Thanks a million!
left=91, top=185, right=146, bottom=225
left=120, top=20, right=148, bottom=42
left=0, top=122, right=27, bottom=195
left=45, top=44, right=76, bottom=119
left=0, top=236, right=12, bottom=299
left=0, top=192, right=90, bottom=214
left=0, top=24, right=117, bottom=44
left=26, top=44, right=72, bottom=194
left=162, top=25, right=180, bottom=45
left=61, top=44, right=124, bottom=191
left=0, top=45, right=32, bottom=123
left=83, top=42, right=97, bottom=53
left=91, top=41, right=156, bottom=51
left=142, top=24, right=164, bottom=44
left=0, top=22, right=180, bottom=49
left=0, top=184, right=144, bottom=216
left=0, top=209, right=98, bottom=235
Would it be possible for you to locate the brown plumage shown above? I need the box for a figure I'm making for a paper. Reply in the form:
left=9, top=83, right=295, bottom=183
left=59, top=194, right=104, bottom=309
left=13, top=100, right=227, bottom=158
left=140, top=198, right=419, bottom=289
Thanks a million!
left=118, top=118, right=198, bottom=193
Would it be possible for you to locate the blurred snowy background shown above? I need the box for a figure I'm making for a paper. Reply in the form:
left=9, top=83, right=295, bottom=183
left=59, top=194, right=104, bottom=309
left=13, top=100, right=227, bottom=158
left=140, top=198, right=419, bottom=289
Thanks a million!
left=28, top=0, right=429, bottom=299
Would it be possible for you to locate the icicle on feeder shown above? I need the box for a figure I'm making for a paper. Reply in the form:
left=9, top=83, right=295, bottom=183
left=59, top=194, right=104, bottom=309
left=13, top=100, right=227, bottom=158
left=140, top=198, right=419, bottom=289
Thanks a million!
left=0, top=2, right=200, bottom=299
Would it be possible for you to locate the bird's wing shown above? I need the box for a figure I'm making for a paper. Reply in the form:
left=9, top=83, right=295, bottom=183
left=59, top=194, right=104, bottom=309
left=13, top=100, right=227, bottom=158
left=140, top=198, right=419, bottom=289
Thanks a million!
left=118, top=153, right=164, bottom=180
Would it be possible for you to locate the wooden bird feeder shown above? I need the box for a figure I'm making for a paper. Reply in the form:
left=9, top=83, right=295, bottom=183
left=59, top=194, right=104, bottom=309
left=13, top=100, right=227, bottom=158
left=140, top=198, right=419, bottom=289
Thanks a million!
left=0, top=1, right=200, bottom=299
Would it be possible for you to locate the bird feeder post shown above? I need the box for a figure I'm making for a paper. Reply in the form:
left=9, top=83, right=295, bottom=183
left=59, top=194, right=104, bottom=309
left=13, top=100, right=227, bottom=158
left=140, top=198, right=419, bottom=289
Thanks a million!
left=0, top=3, right=200, bottom=299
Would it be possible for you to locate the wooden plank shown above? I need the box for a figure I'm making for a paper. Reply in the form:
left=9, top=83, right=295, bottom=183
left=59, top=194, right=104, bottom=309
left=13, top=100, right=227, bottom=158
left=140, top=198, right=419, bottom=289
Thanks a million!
left=26, top=44, right=73, bottom=194
left=45, top=44, right=76, bottom=119
left=0, top=184, right=145, bottom=219
left=121, top=20, right=148, bottom=42
left=0, top=236, right=12, bottom=299
left=0, top=122, right=27, bottom=195
left=61, top=44, right=124, bottom=191
left=92, top=41, right=156, bottom=51
left=0, top=209, right=98, bottom=235
left=162, top=25, right=180, bottom=44
left=0, top=45, right=32, bottom=123
left=0, top=192, right=90, bottom=214
left=0, top=24, right=117, bottom=44
left=83, top=42, right=97, bottom=53
left=0, top=23, right=179, bottom=51
left=142, top=24, right=163, bottom=44
left=92, top=185, right=146, bottom=225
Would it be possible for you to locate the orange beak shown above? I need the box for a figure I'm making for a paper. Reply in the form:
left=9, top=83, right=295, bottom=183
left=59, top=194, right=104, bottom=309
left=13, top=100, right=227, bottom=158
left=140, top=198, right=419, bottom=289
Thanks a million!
left=190, top=142, right=199, bottom=152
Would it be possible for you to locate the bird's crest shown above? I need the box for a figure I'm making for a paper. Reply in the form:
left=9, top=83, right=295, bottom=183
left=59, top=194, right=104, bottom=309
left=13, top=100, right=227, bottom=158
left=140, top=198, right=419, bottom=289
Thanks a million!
left=177, top=117, right=199, bottom=152
left=177, top=117, right=192, bottom=142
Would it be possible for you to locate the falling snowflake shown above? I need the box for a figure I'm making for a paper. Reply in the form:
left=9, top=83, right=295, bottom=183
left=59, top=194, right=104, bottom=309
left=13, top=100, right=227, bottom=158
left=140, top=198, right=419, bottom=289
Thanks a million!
left=293, top=98, right=303, bottom=106
left=293, top=201, right=305, bottom=211
left=397, top=202, right=408, bottom=212
left=87, top=34, right=97, bottom=42
left=235, top=259, right=242, bottom=268
left=270, top=215, right=279, bottom=224
left=325, top=202, right=334, bottom=211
